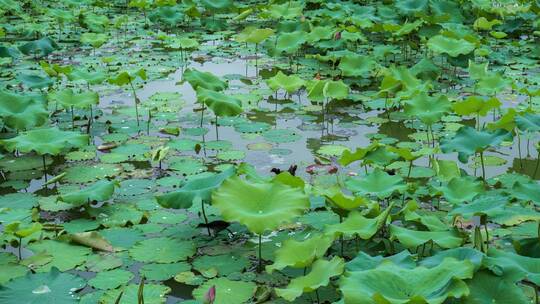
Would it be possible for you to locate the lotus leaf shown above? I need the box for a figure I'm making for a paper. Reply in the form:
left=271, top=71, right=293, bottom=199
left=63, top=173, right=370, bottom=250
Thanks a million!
left=276, top=256, right=345, bottom=301
left=212, top=176, right=309, bottom=235
left=1, top=127, right=89, bottom=156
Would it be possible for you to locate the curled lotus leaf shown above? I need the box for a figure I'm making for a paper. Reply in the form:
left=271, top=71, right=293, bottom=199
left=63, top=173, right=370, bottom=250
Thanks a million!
left=0, top=90, right=48, bottom=130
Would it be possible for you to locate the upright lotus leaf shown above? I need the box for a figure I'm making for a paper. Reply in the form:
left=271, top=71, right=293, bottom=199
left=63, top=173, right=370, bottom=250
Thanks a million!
left=511, top=182, right=540, bottom=205
left=347, top=251, right=416, bottom=272
left=487, top=108, right=517, bottom=132
left=211, top=176, right=309, bottom=235
left=440, top=126, right=511, bottom=163
left=420, top=247, right=484, bottom=271
left=156, top=167, right=235, bottom=208
left=0, top=268, right=85, bottom=304
left=67, top=68, right=107, bottom=85
left=236, top=27, right=274, bottom=44
left=325, top=192, right=368, bottom=211
left=379, top=66, right=423, bottom=96
left=167, top=37, right=199, bottom=50
left=196, top=87, right=242, bottom=117
left=515, top=112, right=540, bottom=132
left=437, top=176, right=484, bottom=204
left=346, top=168, right=406, bottom=199
left=0, top=90, right=47, bottom=130
left=275, top=31, right=306, bottom=54
left=181, top=69, right=228, bottom=91
left=48, top=89, right=99, bottom=109
left=395, top=0, right=429, bottom=14
left=463, top=270, right=529, bottom=304
left=432, top=159, right=461, bottom=181
left=340, top=258, right=474, bottom=304
left=468, top=61, right=489, bottom=80
left=339, top=144, right=376, bottom=166
left=58, top=180, right=117, bottom=206
left=80, top=33, right=108, bottom=49
left=306, top=79, right=326, bottom=102
left=325, top=204, right=393, bottom=239
left=453, top=96, right=501, bottom=117
left=448, top=195, right=507, bottom=221
left=18, top=37, right=58, bottom=57
left=266, top=71, right=305, bottom=94
left=108, top=69, right=147, bottom=86
left=1, top=127, right=89, bottom=156
left=404, top=93, right=451, bottom=125
left=323, top=80, right=349, bottom=100
left=390, top=225, right=464, bottom=249
left=338, top=54, right=377, bottom=77
left=476, top=73, right=511, bottom=96
left=40, top=61, right=72, bottom=78
left=427, top=35, right=476, bottom=57
left=266, top=233, right=334, bottom=273
left=18, top=74, right=54, bottom=89
left=484, top=248, right=540, bottom=285
left=264, top=1, right=304, bottom=19
left=148, top=6, right=184, bottom=27
left=275, top=256, right=345, bottom=302
left=201, top=0, right=233, bottom=11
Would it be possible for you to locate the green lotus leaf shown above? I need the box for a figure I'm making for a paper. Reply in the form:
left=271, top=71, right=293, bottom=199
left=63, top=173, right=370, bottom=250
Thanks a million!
left=440, top=126, right=510, bottom=163
left=196, top=87, right=242, bottom=117
left=236, top=27, right=274, bottom=44
left=346, top=250, right=416, bottom=272
left=420, top=247, right=484, bottom=271
left=323, top=80, right=349, bottom=100
left=511, top=182, right=540, bottom=205
left=48, top=89, right=99, bottom=109
left=18, top=37, right=58, bottom=57
left=4, top=221, right=42, bottom=238
left=58, top=180, right=117, bottom=206
left=129, top=237, right=196, bottom=263
left=0, top=90, right=48, bottom=130
left=266, top=233, right=334, bottom=273
left=395, top=0, right=429, bottom=14
left=192, top=277, right=256, bottom=304
left=515, top=112, right=540, bottom=132
left=266, top=71, right=305, bottom=93
left=339, top=145, right=375, bottom=166
left=427, top=35, right=476, bottom=57
left=453, top=96, right=501, bottom=117
left=379, top=66, right=423, bottom=95
left=1, top=127, right=89, bottom=156
left=306, top=26, right=334, bottom=43
left=80, top=32, right=108, bottom=48
left=473, top=17, right=502, bottom=31
left=88, top=269, right=133, bottom=290
left=167, top=37, right=199, bottom=50
left=468, top=61, right=489, bottom=80
left=27, top=240, right=91, bottom=272
left=487, top=108, right=517, bottom=132
left=0, top=268, right=85, bottom=304
left=404, top=93, right=451, bottom=125
left=275, top=31, right=306, bottom=54
left=181, top=68, right=227, bottom=91
left=390, top=225, right=464, bottom=249
left=325, top=192, right=368, bottom=211
left=156, top=167, right=235, bottom=208
left=201, top=0, right=233, bottom=10
left=140, top=262, right=191, bottom=281
left=476, top=73, right=511, bottom=95
left=67, top=68, right=107, bottom=85
left=18, top=74, right=54, bottom=89
left=484, top=248, right=540, bottom=285
left=437, top=176, right=485, bottom=204
left=449, top=195, right=507, bottom=220
left=463, top=270, right=528, bottom=304
left=192, top=254, right=249, bottom=276
left=108, top=69, right=147, bottom=86
left=338, top=54, right=377, bottom=77
left=325, top=204, right=393, bottom=239
left=100, top=284, right=170, bottom=304
left=275, top=256, right=345, bottom=302
left=264, top=1, right=304, bottom=19
left=212, top=176, right=309, bottom=235
left=345, top=168, right=406, bottom=199
left=340, top=258, right=474, bottom=304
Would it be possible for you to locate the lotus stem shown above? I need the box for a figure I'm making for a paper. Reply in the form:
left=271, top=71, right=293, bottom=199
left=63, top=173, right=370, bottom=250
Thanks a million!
left=201, top=200, right=211, bottom=236
left=42, top=154, right=48, bottom=183
left=533, top=150, right=539, bottom=179
left=147, top=109, right=151, bottom=135
left=484, top=223, right=489, bottom=251
left=479, top=152, right=486, bottom=181
left=71, top=106, right=75, bottom=130
left=200, top=106, right=205, bottom=128
left=137, top=276, right=144, bottom=304
left=18, top=237, right=22, bottom=260
left=129, top=80, right=140, bottom=126
left=258, top=234, right=263, bottom=272
left=215, top=115, right=219, bottom=140
left=517, top=130, right=523, bottom=169
left=315, top=289, right=321, bottom=304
